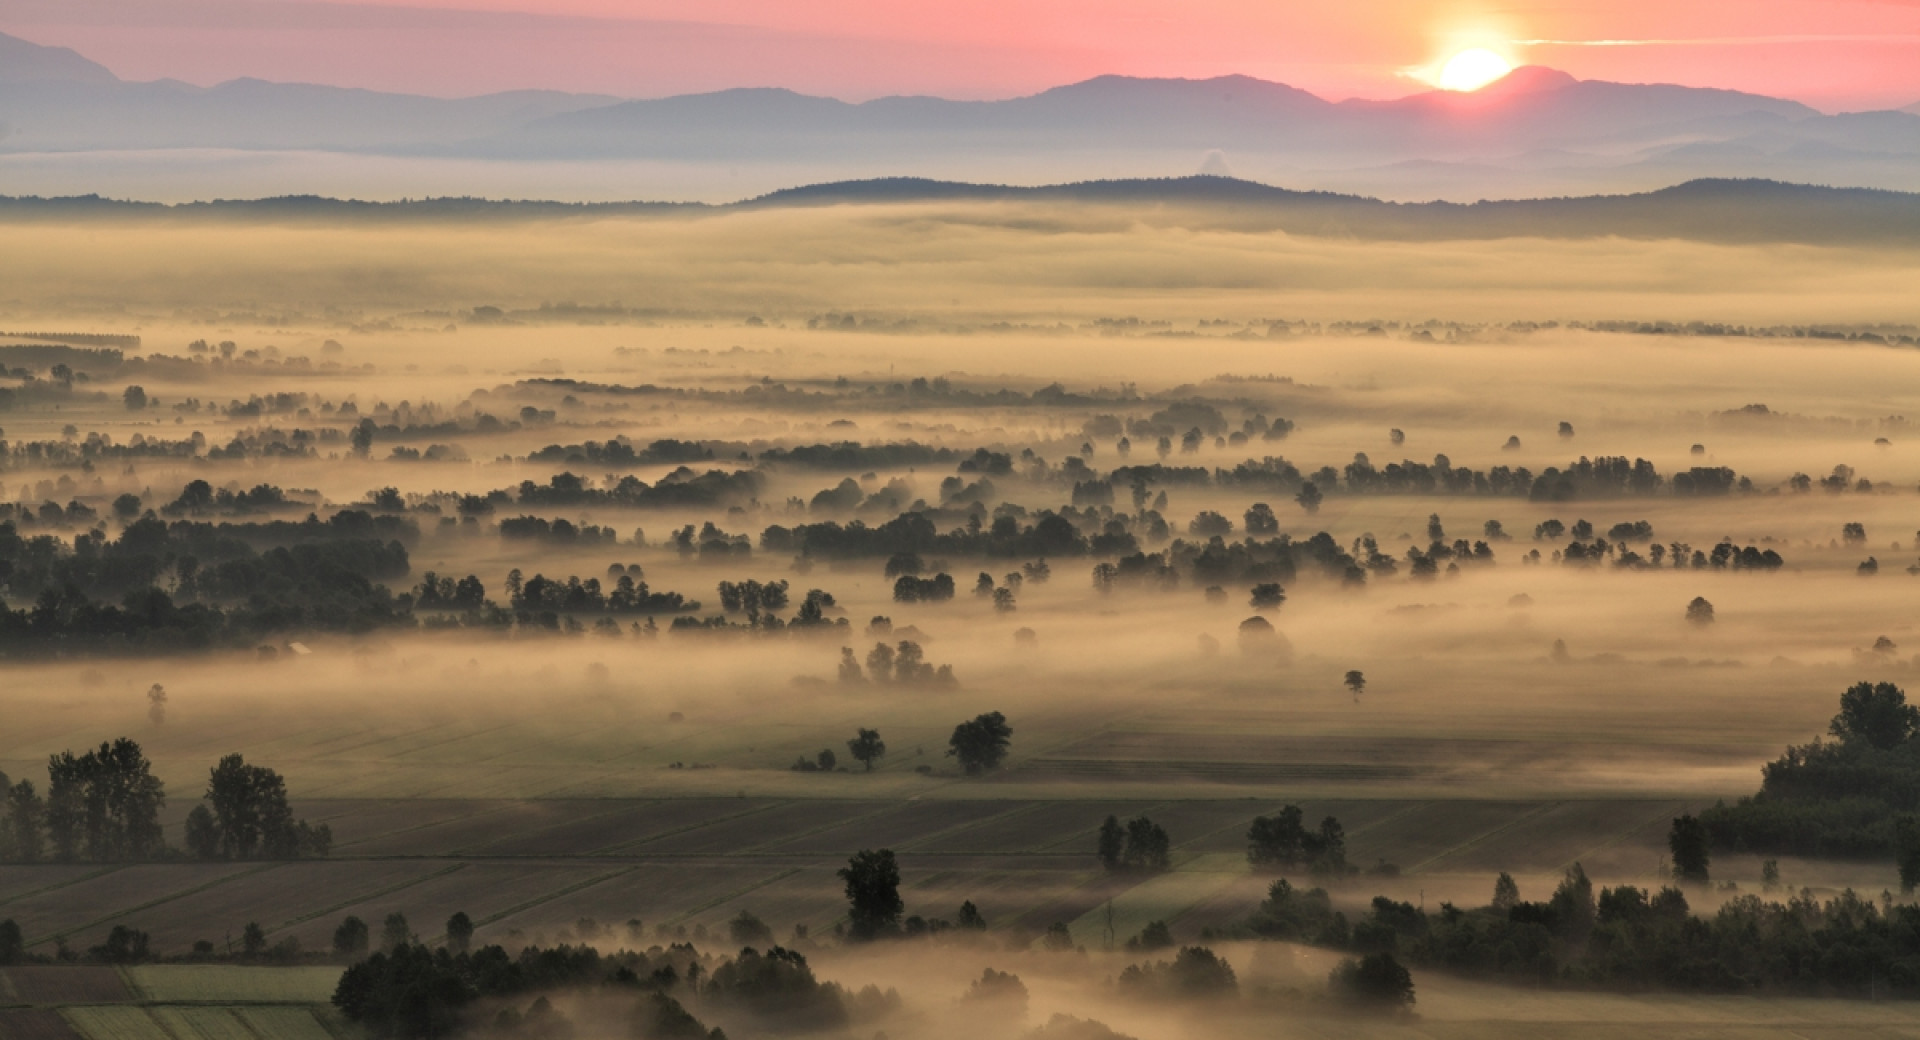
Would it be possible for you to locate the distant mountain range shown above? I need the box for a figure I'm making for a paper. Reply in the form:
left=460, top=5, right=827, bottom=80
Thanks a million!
left=4, top=30, right=1920, bottom=202
left=5, top=177, right=1917, bottom=247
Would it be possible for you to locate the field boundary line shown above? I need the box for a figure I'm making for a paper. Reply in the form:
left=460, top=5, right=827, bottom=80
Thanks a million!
left=449, top=801, right=662, bottom=857
left=1405, top=801, right=1564, bottom=874
left=661, top=867, right=805, bottom=926
left=459, top=866, right=637, bottom=938
left=270, top=862, right=468, bottom=934
left=590, top=800, right=790, bottom=856
left=1173, top=801, right=1294, bottom=854
left=737, top=803, right=900, bottom=854
left=331, top=803, right=518, bottom=853
left=1342, top=801, right=1427, bottom=838
left=114, top=965, right=143, bottom=1002
left=30, top=864, right=280, bottom=948
left=0, top=865, right=126, bottom=911
left=894, top=802, right=1047, bottom=853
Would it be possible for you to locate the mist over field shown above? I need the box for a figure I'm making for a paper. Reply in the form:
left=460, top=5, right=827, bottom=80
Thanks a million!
left=6, top=111, right=1920, bottom=1040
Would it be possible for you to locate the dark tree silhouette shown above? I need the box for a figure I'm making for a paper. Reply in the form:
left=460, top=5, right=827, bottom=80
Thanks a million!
left=1492, top=872, right=1520, bottom=912
left=195, top=754, right=331, bottom=860
left=1329, top=952, right=1415, bottom=1010
left=381, top=912, right=411, bottom=952
left=446, top=912, right=474, bottom=954
left=847, top=728, right=887, bottom=771
left=1344, top=670, right=1367, bottom=698
left=1295, top=482, right=1323, bottom=515
left=1669, top=815, right=1710, bottom=883
left=948, top=712, right=1013, bottom=775
left=333, top=916, right=369, bottom=959
left=1685, top=597, right=1715, bottom=626
left=1097, top=815, right=1124, bottom=870
left=838, top=849, right=904, bottom=940
left=1829, top=681, right=1920, bottom=750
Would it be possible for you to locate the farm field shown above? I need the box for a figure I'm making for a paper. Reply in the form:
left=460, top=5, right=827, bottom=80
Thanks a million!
left=0, top=792, right=1815, bottom=956
left=0, top=175, right=1918, bottom=1040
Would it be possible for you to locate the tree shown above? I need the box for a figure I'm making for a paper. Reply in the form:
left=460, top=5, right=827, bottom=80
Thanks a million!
left=1426, top=514, right=1445, bottom=542
left=242, top=921, right=267, bottom=957
left=1249, top=583, right=1286, bottom=610
left=123, top=385, right=147, bottom=410
left=45, top=738, right=166, bottom=862
left=1122, top=817, right=1171, bottom=871
left=815, top=748, right=837, bottom=771
left=1244, top=503, right=1279, bottom=535
left=1896, top=816, right=1920, bottom=894
left=1344, top=671, right=1367, bottom=698
left=1492, top=872, right=1520, bottom=912
left=1829, top=681, right=1920, bottom=750
left=1329, top=952, right=1415, bottom=1010
left=381, top=912, right=411, bottom=952
left=948, top=712, right=1013, bottom=775
left=838, top=849, right=903, bottom=940
left=333, top=916, right=369, bottom=959
left=992, top=587, right=1017, bottom=613
left=200, top=754, right=331, bottom=859
left=147, top=684, right=166, bottom=726
left=112, top=493, right=143, bottom=518
left=1685, top=597, right=1715, bottom=626
left=847, top=728, right=887, bottom=772
left=956, top=900, right=986, bottom=930
left=729, top=910, right=774, bottom=946
left=446, top=911, right=474, bottom=954
left=351, top=418, right=376, bottom=458
left=1670, top=815, right=1710, bottom=883
left=1247, top=807, right=1306, bottom=868
left=1295, top=481, right=1323, bottom=514
left=1097, top=815, right=1125, bottom=870
left=6, top=780, right=43, bottom=862
left=184, top=805, right=218, bottom=859
left=0, top=919, right=21, bottom=964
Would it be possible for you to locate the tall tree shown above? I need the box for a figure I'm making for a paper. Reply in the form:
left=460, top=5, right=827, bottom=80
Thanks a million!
left=948, top=712, right=1013, bottom=776
left=199, top=754, right=331, bottom=859
left=1097, top=816, right=1125, bottom=870
left=1829, top=682, right=1920, bottom=750
left=6, top=780, right=43, bottom=862
left=846, top=729, right=887, bottom=772
left=838, top=849, right=904, bottom=940
left=1670, top=815, right=1710, bottom=883
left=44, top=738, right=165, bottom=862
left=446, top=912, right=475, bottom=954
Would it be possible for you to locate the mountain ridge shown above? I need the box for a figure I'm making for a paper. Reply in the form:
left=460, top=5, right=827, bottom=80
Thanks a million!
left=2, top=176, right=1915, bottom=247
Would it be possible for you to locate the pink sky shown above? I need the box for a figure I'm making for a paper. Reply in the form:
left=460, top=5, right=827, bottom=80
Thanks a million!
left=5, top=0, right=1920, bottom=110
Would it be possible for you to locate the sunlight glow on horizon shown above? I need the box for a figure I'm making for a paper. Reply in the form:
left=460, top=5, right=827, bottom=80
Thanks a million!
left=1437, top=48, right=1515, bottom=91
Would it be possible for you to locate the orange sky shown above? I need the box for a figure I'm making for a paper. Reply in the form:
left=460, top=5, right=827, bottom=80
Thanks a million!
left=5, top=0, right=1920, bottom=110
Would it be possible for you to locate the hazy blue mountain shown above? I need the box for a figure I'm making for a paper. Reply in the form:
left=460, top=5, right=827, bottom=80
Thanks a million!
left=0, top=30, right=117, bottom=85
left=4, top=29, right=1919, bottom=201
left=474, top=68, right=1821, bottom=162
left=0, top=32, right=620, bottom=151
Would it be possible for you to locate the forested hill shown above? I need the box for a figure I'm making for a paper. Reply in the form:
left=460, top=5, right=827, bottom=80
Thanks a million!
left=2, top=178, right=1919, bottom=246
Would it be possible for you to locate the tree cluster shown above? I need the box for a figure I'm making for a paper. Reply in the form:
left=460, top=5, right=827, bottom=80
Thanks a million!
left=1246, top=807, right=1351, bottom=877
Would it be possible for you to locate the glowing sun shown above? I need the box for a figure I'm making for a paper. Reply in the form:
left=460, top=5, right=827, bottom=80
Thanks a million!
left=1437, top=48, right=1513, bottom=91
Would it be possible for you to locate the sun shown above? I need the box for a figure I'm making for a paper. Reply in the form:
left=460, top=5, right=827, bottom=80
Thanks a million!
left=1437, top=48, right=1513, bottom=92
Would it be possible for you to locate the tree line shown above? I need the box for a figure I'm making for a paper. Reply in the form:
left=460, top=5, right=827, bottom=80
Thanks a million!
left=0, top=740, right=327, bottom=864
